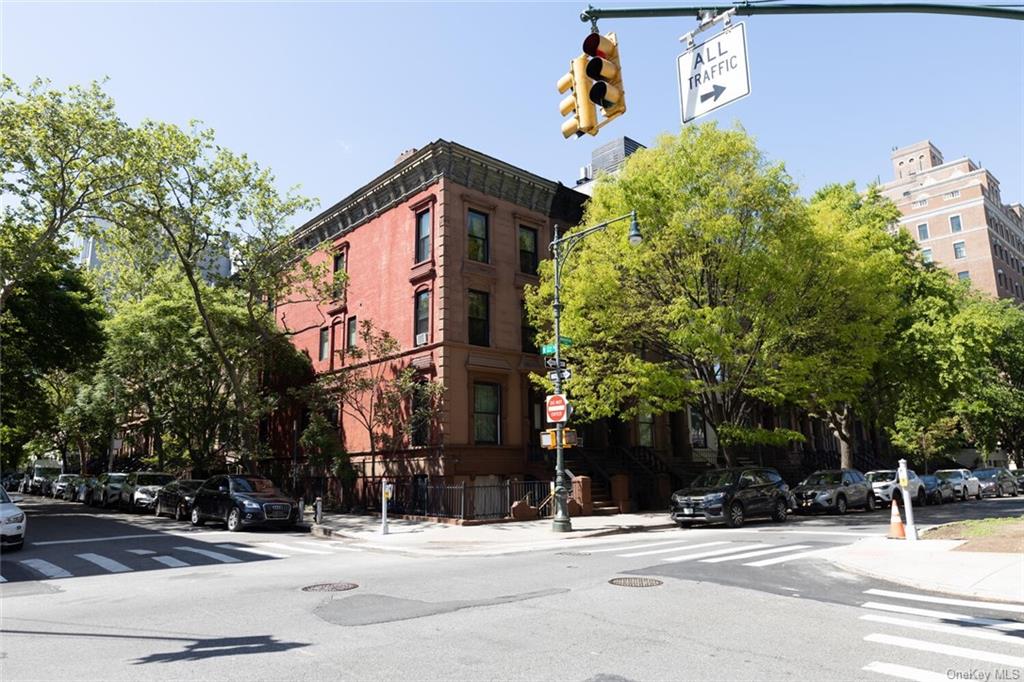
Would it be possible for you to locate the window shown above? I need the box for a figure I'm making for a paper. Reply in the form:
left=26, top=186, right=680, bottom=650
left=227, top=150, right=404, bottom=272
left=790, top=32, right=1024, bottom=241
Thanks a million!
left=467, top=209, right=489, bottom=262
left=473, top=383, right=500, bottom=444
left=949, top=215, right=962, bottom=233
left=638, top=411, right=654, bottom=448
left=414, top=290, right=430, bottom=345
left=917, top=223, right=929, bottom=240
left=415, top=209, right=431, bottom=263
left=319, top=327, right=329, bottom=361
left=332, top=251, right=346, bottom=298
left=346, top=316, right=357, bottom=349
left=921, top=248, right=933, bottom=264
left=998, top=271, right=1006, bottom=288
left=689, top=407, right=707, bottom=448
left=411, top=381, right=431, bottom=446
left=468, top=290, right=489, bottom=346
left=953, top=241, right=966, bottom=259
left=521, top=300, right=538, bottom=354
left=943, top=190, right=961, bottom=200
left=958, top=271, right=970, bottom=281
left=519, top=226, right=538, bottom=274
left=911, top=199, right=928, bottom=208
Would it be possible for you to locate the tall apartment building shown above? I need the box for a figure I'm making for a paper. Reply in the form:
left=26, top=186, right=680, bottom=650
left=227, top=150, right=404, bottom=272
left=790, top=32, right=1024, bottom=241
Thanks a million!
left=573, top=136, right=646, bottom=196
left=879, top=140, right=1024, bottom=303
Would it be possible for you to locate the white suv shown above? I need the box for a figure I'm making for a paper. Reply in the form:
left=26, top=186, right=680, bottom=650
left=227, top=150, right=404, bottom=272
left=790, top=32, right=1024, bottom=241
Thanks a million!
left=866, top=469, right=926, bottom=507
left=935, top=469, right=982, bottom=501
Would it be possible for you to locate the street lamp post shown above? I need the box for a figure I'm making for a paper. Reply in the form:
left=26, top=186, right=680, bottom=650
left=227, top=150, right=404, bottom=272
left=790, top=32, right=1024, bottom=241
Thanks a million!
left=550, top=210, right=641, bottom=533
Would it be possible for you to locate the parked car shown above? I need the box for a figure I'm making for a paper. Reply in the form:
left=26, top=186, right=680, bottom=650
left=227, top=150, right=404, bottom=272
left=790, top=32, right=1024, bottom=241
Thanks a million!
left=154, top=479, right=204, bottom=520
left=191, top=475, right=298, bottom=532
left=792, top=469, right=875, bottom=514
left=866, top=469, right=927, bottom=507
left=2, top=472, right=25, bottom=491
left=1, top=487, right=26, bottom=551
left=670, top=467, right=794, bottom=528
left=90, top=473, right=128, bottom=508
left=1014, top=470, right=1024, bottom=488
left=935, top=469, right=982, bottom=501
left=920, top=474, right=955, bottom=505
left=973, top=468, right=1019, bottom=498
left=50, top=474, right=78, bottom=499
left=76, top=475, right=99, bottom=503
left=119, top=472, right=175, bottom=512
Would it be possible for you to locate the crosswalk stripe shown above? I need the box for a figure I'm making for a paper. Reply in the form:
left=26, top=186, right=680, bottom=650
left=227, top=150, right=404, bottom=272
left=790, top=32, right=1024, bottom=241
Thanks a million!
left=215, top=544, right=289, bottom=559
left=152, top=556, right=189, bottom=568
left=862, top=661, right=951, bottom=682
left=296, top=541, right=362, bottom=553
left=863, top=588, right=1024, bottom=614
left=175, top=546, right=241, bottom=563
left=19, top=559, right=72, bottom=579
left=76, top=553, right=132, bottom=573
left=126, top=549, right=155, bottom=556
left=743, top=547, right=831, bottom=567
left=259, top=542, right=330, bottom=555
left=861, top=601, right=1024, bottom=632
left=860, top=614, right=1024, bottom=646
left=864, top=633, right=1024, bottom=667
left=759, top=530, right=877, bottom=537
left=619, top=542, right=702, bottom=558
left=588, top=539, right=689, bottom=554
left=701, top=544, right=812, bottom=563
left=662, top=543, right=762, bottom=563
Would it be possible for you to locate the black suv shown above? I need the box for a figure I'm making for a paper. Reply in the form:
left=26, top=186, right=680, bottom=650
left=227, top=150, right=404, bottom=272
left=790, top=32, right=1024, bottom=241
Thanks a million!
left=670, top=467, right=794, bottom=528
left=191, top=475, right=297, bottom=532
left=792, top=469, right=875, bottom=514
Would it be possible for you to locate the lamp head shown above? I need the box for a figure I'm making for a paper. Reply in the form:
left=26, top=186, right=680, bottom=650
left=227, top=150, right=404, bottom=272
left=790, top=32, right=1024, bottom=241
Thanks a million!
left=627, top=210, right=642, bottom=246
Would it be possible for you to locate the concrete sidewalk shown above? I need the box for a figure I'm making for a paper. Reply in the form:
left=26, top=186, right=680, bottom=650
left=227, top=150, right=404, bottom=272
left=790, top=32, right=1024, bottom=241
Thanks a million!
left=310, top=512, right=675, bottom=556
left=829, top=536, right=1024, bottom=603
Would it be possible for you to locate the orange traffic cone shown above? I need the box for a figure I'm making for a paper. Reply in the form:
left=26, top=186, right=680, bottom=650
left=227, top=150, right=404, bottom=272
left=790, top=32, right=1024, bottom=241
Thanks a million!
left=888, top=500, right=906, bottom=539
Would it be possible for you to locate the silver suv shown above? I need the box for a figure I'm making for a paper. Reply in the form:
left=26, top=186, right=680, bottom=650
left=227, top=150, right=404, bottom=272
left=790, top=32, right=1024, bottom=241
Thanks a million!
left=866, top=469, right=926, bottom=507
left=935, top=469, right=982, bottom=501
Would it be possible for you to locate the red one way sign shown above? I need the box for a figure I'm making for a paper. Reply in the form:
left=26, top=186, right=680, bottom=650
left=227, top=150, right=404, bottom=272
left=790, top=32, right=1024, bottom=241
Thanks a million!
left=546, top=394, right=570, bottom=423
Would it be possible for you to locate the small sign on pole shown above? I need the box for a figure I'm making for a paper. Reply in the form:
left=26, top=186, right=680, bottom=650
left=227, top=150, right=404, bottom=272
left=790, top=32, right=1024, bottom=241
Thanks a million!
left=381, top=479, right=393, bottom=535
left=544, top=357, right=568, bottom=370
left=545, top=394, right=570, bottom=423
left=678, top=22, right=751, bottom=123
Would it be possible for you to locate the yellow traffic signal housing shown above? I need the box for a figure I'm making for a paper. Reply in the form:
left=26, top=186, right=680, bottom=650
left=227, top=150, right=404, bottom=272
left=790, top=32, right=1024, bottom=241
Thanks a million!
left=557, top=56, right=598, bottom=138
left=583, top=32, right=626, bottom=125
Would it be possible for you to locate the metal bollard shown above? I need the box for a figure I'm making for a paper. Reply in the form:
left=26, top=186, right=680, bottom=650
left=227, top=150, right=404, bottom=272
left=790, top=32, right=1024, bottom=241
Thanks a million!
left=314, top=496, right=323, bottom=525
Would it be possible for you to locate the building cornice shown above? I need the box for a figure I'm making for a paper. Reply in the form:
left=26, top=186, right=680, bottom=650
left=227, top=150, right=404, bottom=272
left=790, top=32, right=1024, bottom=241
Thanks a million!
left=291, top=140, right=586, bottom=251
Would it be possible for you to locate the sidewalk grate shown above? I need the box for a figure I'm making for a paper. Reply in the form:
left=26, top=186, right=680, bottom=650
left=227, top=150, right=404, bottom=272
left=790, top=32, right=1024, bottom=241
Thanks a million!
left=302, top=582, right=358, bottom=592
left=609, top=577, right=663, bottom=588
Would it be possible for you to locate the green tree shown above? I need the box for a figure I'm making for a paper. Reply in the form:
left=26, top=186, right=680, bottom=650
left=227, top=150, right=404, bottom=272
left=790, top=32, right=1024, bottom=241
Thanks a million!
left=0, top=77, right=133, bottom=311
left=527, top=124, right=832, bottom=465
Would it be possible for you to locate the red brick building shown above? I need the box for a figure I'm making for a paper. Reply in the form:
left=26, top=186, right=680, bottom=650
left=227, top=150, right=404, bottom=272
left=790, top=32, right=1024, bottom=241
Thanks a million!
left=273, top=140, right=591, bottom=501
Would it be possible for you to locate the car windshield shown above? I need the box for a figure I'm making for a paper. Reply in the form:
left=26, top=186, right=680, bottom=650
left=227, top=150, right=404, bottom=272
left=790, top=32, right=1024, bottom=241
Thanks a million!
left=57, top=474, right=75, bottom=482
left=936, top=471, right=961, bottom=481
left=867, top=471, right=896, bottom=482
left=0, top=488, right=10, bottom=503
left=921, top=475, right=937, bottom=485
left=803, top=472, right=842, bottom=486
left=230, top=477, right=276, bottom=493
left=36, top=467, right=61, bottom=477
left=137, top=474, right=174, bottom=486
left=690, top=470, right=739, bottom=488
left=108, top=474, right=127, bottom=483
left=973, top=469, right=997, bottom=480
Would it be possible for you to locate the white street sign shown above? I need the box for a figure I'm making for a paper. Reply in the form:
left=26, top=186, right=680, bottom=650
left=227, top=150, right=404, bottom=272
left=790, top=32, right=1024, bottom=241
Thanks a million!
left=678, top=22, right=751, bottom=124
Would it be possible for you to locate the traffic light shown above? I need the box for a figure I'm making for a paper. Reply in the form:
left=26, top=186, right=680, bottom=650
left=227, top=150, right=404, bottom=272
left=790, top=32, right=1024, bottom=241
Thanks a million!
left=557, top=56, right=598, bottom=138
left=583, top=32, right=626, bottom=125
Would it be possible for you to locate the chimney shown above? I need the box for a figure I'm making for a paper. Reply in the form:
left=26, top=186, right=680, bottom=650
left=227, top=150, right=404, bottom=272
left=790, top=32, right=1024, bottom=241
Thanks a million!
left=395, top=148, right=418, bottom=165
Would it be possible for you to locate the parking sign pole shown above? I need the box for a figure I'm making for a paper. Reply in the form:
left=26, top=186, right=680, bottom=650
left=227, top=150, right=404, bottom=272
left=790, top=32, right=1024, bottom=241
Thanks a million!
left=381, top=478, right=389, bottom=535
left=551, top=224, right=572, bottom=533
left=897, top=459, right=918, bottom=541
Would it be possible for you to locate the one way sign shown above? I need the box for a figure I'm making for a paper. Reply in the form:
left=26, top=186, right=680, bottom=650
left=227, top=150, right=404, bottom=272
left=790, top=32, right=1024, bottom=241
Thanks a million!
left=678, top=22, right=750, bottom=124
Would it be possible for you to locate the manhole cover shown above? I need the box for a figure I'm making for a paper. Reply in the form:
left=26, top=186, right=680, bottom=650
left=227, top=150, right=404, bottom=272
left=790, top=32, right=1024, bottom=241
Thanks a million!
left=609, top=577, right=663, bottom=588
left=556, top=551, right=591, bottom=557
left=302, top=582, right=358, bottom=592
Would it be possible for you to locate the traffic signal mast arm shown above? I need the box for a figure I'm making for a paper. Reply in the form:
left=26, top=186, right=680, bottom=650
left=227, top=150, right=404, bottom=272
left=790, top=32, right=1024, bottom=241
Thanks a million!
left=581, top=2, right=1024, bottom=22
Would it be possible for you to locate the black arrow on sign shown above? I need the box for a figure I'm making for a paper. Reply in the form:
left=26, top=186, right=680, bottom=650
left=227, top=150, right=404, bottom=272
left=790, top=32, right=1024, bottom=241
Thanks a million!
left=700, top=85, right=726, bottom=103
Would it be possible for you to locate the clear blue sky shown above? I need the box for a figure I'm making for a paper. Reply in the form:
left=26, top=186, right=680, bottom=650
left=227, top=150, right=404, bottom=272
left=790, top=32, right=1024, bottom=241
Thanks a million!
left=3, top=1, right=1022, bottom=226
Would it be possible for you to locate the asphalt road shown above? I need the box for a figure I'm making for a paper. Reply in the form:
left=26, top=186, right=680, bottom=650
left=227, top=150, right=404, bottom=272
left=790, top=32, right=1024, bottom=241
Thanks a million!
left=1, top=495, right=1021, bottom=681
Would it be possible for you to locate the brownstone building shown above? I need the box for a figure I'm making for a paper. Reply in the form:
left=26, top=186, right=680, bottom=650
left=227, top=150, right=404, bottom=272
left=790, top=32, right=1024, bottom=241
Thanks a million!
left=880, top=140, right=1024, bottom=303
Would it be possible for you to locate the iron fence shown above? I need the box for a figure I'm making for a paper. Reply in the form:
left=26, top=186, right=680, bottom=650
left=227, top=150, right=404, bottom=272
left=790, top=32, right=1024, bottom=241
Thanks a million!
left=365, top=479, right=553, bottom=521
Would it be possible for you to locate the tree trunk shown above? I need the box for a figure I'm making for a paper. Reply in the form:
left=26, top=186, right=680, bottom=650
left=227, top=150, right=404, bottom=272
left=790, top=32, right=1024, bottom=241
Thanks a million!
left=153, top=426, right=164, bottom=471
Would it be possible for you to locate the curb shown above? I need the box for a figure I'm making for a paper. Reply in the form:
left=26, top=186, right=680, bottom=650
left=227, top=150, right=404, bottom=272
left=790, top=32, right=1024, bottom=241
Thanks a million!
left=830, top=556, right=1024, bottom=603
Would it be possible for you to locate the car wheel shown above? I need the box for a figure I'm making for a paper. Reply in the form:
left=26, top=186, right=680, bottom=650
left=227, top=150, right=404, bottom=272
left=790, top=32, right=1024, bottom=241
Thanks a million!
left=865, top=495, right=876, bottom=512
left=227, top=508, right=242, bottom=532
left=190, top=507, right=205, bottom=527
left=975, top=489, right=983, bottom=501
left=834, top=496, right=847, bottom=515
left=916, top=489, right=926, bottom=507
left=961, top=488, right=969, bottom=502
left=155, top=500, right=163, bottom=517
left=725, top=502, right=744, bottom=528
left=176, top=503, right=185, bottom=522
left=771, top=499, right=787, bottom=522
